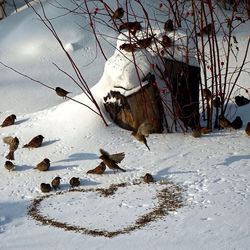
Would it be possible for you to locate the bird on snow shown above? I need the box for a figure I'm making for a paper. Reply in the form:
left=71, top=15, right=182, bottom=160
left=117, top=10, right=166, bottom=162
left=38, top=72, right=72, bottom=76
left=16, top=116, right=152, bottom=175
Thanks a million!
left=231, top=116, right=243, bottom=130
left=0, top=114, right=16, bottom=127
left=87, top=162, right=106, bottom=174
left=143, top=173, right=154, bottom=183
left=51, top=176, right=61, bottom=190
left=245, top=122, right=250, bottom=136
left=23, top=135, right=44, bottom=148
left=70, top=177, right=80, bottom=188
left=40, top=183, right=52, bottom=193
left=4, top=161, right=15, bottom=171
left=5, top=137, right=19, bottom=160
left=34, top=158, right=50, bottom=171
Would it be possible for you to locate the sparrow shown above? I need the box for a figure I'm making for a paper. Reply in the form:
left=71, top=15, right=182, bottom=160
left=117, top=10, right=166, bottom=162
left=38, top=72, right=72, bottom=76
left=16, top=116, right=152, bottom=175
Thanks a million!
left=55, top=87, right=71, bottom=99
left=131, top=121, right=152, bottom=150
left=99, top=148, right=126, bottom=173
left=119, top=43, right=137, bottom=52
left=245, top=122, right=250, bottom=136
left=40, top=183, right=52, bottom=193
left=119, top=21, right=142, bottom=35
left=197, top=23, right=214, bottom=36
left=1, top=114, right=16, bottom=127
left=200, top=127, right=212, bottom=134
left=164, top=19, right=174, bottom=32
left=70, top=177, right=80, bottom=188
left=202, top=88, right=212, bottom=100
left=219, top=115, right=232, bottom=129
left=34, top=158, right=50, bottom=171
left=143, top=173, right=154, bottom=183
left=23, top=135, right=44, bottom=148
left=4, top=161, right=15, bottom=171
left=192, top=129, right=202, bottom=138
left=5, top=137, right=19, bottom=160
left=51, top=176, right=61, bottom=190
left=87, top=162, right=106, bottom=174
left=235, top=95, right=250, bottom=107
left=110, top=7, right=124, bottom=20
left=161, top=35, right=172, bottom=48
left=231, top=116, right=243, bottom=129
left=136, top=35, right=155, bottom=49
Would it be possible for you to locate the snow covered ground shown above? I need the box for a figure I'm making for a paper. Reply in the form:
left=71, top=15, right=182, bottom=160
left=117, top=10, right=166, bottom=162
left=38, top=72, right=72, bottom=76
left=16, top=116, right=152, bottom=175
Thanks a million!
left=0, top=1, right=250, bottom=249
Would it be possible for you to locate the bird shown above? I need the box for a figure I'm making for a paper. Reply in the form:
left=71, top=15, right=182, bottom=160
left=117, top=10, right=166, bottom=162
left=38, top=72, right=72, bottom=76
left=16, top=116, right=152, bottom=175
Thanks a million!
left=202, top=88, right=212, bottom=100
left=192, top=129, right=202, bottom=138
left=1, top=114, right=16, bottom=127
left=87, top=162, right=106, bottom=174
left=143, top=173, right=154, bottom=183
left=197, top=23, right=213, bottom=36
left=200, top=127, right=212, bottom=134
left=119, top=43, right=137, bottom=52
left=5, top=137, right=19, bottom=160
left=245, top=122, right=250, bottom=136
left=219, top=115, right=232, bottom=129
left=119, top=21, right=142, bottom=35
left=161, top=35, right=172, bottom=48
left=55, top=87, right=71, bottom=99
left=34, top=158, right=50, bottom=171
left=51, top=176, right=61, bottom=190
left=213, top=96, right=221, bottom=108
left=99, top=148, right=126, bottom=173
left=231, top=116, right=243, bottom=129
left=110, top=7, right=124, bottom=20
left=4, top=161, right=15, bottom=171
left=23, top=135, right=44, bottom=148
left=3, top=136, right=14, bottom=145
left=70, top=177, right=80, bottom=188
left=40, top=183, right=52, bottom=193
left=235, top=95, right=250, bottom=107
left=164, top=19, right=174, bottom=32
left=136, top=35, right=155, bottom=49
left=131, top=121, right=152, bottom=150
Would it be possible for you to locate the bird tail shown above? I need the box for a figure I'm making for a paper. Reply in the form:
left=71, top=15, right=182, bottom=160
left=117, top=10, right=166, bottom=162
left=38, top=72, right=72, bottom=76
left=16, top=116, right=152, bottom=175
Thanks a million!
left=6, top=151, right=14, bottom=160
left=87, top=169, right=95, bottom=174
left=23, top=144, right=29, bottom=148
left=118, top=166, right=126, bottom=172
left=143, top=137, right=150, bottom=151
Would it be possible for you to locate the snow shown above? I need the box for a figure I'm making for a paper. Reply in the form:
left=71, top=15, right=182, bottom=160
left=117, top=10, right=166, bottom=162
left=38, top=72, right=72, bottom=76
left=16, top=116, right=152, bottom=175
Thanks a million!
left=0, top=0, right=250, bottom=249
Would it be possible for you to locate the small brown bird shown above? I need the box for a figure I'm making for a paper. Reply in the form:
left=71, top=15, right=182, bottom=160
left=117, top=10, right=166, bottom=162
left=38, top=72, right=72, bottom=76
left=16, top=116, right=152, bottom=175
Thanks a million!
left=3, top=136, right=14, bottom=145
left=219, top=115, right=232, bottom=129
left=235, top=95, right=250, bottom=107
left=34, top=158, right=50, bottom=171
left=164, top=19, right=174, bottom=32
left=161, top=35, right=172, bottom=48
left=55, top=87, right=71, bottom=99
left=119, top=21, right=142, bottom=35
left=202, top=88, right=212, bottom=100
left=5, top=137, right=19, bottom=160
left=40, top=183, right=52, bottom=193
left=136, top=36, right=155, bottom=49
left=231, top=116, right=243, bottom=130
left=99, top=148, right=126, bottom=173
left=192, top=129, right=202, bottom=138
left=87, top=162, right=106, bottom=174
left=200, top=127, right=212, bottom=134
left=70, top=177, right=80, bottom=188
left=131, top=121, right=152, bottom=150
left=197, top=23, right=214, bottom=36
left=110, top=7, right=124, bottom=20
left=119, top=43, right=137, bottom=52
left=245, top=122, right=250, bottom=136
left=1, top=114, right=16, bottom=127
left=4, top=161, right=15, bottom=171
left=51, top=176, right=61, bottom=190
left=143, top=173, right=154, bottom=183
left=23, top=135, right=44, bottom=148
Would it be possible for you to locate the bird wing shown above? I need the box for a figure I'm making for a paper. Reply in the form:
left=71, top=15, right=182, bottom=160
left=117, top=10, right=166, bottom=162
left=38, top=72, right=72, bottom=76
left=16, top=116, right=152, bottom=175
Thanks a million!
left=3, top=136, right=14, bottom=145
left=137, top=121, right=153, bottom=137
left=109, top=152, right=125, bottom=163
left=99, top=148, right=110, bottom=157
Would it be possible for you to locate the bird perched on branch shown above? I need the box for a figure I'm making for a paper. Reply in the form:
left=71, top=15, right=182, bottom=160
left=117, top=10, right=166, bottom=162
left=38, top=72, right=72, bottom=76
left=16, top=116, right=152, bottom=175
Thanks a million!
left=119, top=43, right=137, bottom=52
left=161, top=35, right=172, bottom=48
left=1, top=114, right=16, bottom=127
left=70, top=177, right=80, bottom=188
left=87, top=162, right=106, bottom=174
left=219, top=115, right=232, bottom=129
left=99, top=148, right=126, bottom=173
left=23, top=135, right=44, bottom=148
left=136, top=35, right=155, bottom=49
left=110, top=7, right=124, bottom=20
left=55, top=87, right=71, bottom=99
left=119, top=21, right=142, bottom=35
left=143, top=173, right=154, bottom=183
left=164, top=19, right=174, bottom=32
left=51, top=176, right=61, bottom=190
left=34, top=158, right=50, bottom=171
left=4, top=161, right=15, bottom=171
left=197, top=23, right=214, bottom=36
left=245, top=122, right=250, bottom=136
left=131, top=121, right=152, bottom=150
left=231, top=116, right=243, bottom=129
left=5, top=137, right=19, bottom=160
left=40, top=183, right=52, bottom=193
left=235, top=95, right=250, bottom=107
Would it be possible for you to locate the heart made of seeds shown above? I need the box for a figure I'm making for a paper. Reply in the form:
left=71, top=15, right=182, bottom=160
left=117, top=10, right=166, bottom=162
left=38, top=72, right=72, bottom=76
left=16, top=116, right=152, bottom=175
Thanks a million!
left=28, top=180, right=183, bottom=237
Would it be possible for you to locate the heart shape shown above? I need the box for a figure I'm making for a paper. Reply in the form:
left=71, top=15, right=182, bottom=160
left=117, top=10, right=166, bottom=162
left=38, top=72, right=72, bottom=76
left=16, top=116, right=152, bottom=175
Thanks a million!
left=28, top=180, right=183, bottom=237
